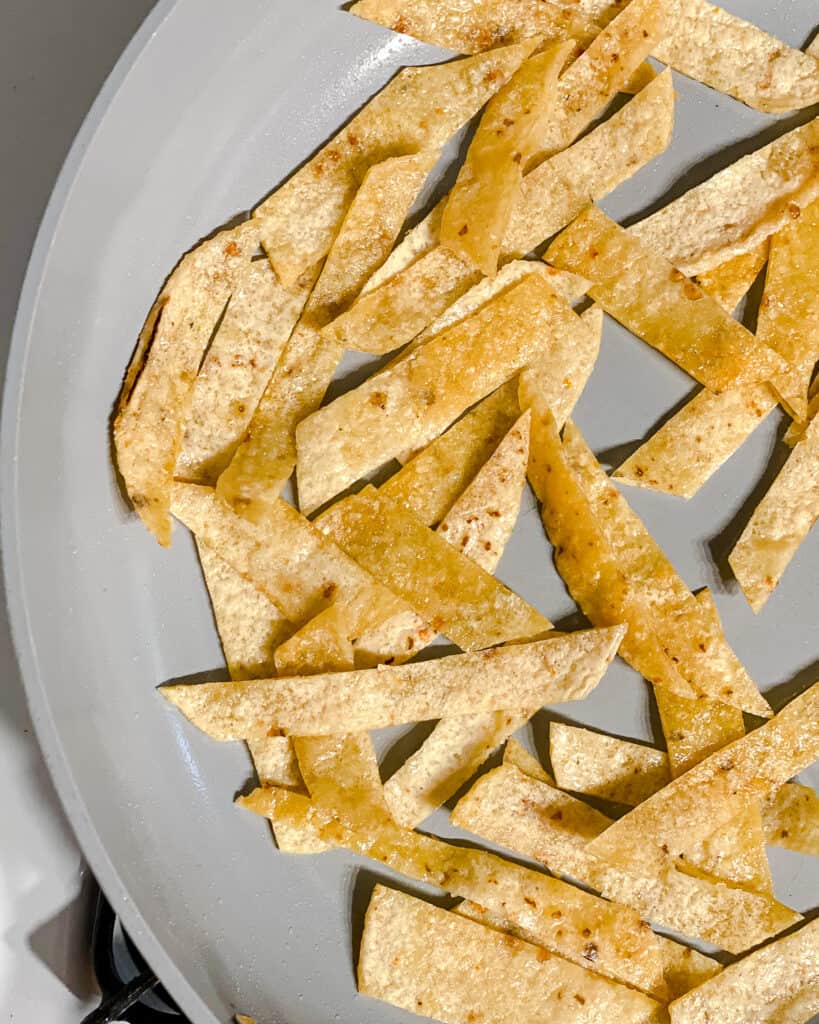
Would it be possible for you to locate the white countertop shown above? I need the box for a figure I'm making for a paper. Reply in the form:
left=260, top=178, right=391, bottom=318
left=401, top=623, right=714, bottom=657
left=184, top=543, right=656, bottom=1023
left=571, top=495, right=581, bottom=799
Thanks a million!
left=0, top=2, right=157, bottom=1019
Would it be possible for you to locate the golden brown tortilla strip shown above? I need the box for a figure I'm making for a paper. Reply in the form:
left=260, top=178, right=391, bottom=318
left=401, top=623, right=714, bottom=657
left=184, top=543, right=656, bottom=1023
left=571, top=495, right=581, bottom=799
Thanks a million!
left=364, top=201, right=445, bottom=295
left=317, top=486, right=551, bottom=650
left=504, top=737, right=555, bottom=784
left=757, top=198, right=819, bottom=422
left=549, top=722, right=671, bottom=807
left=546, top=206, right=786, bottom=393
left=114, top=220, right=259, bottom=545
left=441, top=42, right=573, bottom=276
left=358, top=886, right=665, bottom=1024
left=163, top=627, right=624, bottom=739
left=253, top=46, right=532, bottom=286
left=632, top=116, right=819, bottom=277
left=452, top=763, right=796, bottom=952
left=273, top=601, right=356, bottom=677
left=654, top=683, right=745, bottom=779
left=668, top=918, right=819, bottom=1024
left=785, top=387, right=819, bottom=445
left=763, top=782, right=819, bottom=857
left=175, top=258, right=317, bottom=485
left=729, top=414, right=819, bottom=612
left=297, top=274, right=584, bottom=512
left=217, top=152, right=438, bottom=512
left=693, top=241, right=769, bottom=314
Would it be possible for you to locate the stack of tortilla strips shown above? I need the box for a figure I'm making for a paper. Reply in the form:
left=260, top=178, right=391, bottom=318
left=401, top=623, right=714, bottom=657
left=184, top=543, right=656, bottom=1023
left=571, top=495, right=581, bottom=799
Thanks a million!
left=115, top=4, right=819, bottom=1021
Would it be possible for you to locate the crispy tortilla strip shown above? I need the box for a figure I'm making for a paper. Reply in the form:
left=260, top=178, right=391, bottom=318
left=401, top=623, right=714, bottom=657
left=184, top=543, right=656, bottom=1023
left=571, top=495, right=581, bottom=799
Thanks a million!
left=114, top=220, right=259, bottom=545
left=359, top=886, right=664, bottom=1024
left=694, top=241, right=769, bottom=314
left=441, top=42, right=573, bottom=276
left=550, top=722, right=670, bottom=806
left=654, top=0, right=819, bottom=114
left=587, top=681, right=819, bottom=872
left=253, top=46, right=531, bottom=286
left=785, top=388, right=819, bottom=445
left=318, top=486, right=551, bottom=649
left=546, top=207, right=786, bottom=393
left=364, top=201, right=445, bottom=294
left=196, top=541, right=301, bottom=790
left=162, top=627, right=624, bottom=739
left=217, top=153, right=438, bottom=512
left=243, top=789, right=666, bottom=996
left=669, top=918, right=819, bottom=1024
left=504, top=737, right=554, bottom=783
left=175, top=258, right=316, bottom=485
left=273, top=602, right=356, bottom=677
left=763, top=782, right=819, bottom=857
left=729, top=414, right=819, bottom=611
left=655, top=686, right=745, bottom=779
left=632, top=117, right=819, bottom=277
left=298, top=275, right=584, bottom=512
left=453, top=764, right=796, bottom=952
left=324, top=72, right=673, bottom=355
left=758, top=199, right=819, bottom=422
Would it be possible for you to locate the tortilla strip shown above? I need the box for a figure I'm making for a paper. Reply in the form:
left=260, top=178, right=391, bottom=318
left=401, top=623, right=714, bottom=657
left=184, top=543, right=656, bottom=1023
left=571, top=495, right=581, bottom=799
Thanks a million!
left=364, top=201, right=445, bottom=295
left=693, top=242, right=769, bottom=314
left=273, top=601, right=358, bottom=677
left=441, top=42, right=574, bottom=276
left=757, top=198, right=819, bottom=422
left=359, top=886, right=664, bottom=1024
left=452, top=763, right=797, bottom=952
left=504, top=737, right=555, bottom=784
left=162, top=626, right=624, bottom=739
left=763, top=782, right=819, bottom=857
left=587, top=681, right=819, bottom=872
left=114, top=220, right=259, bottom=545
left=549, top=722, right=670, bottom=807
left=323, top=72, right=673, bottom=355
left=632, top=116, right=819, bottom=277
left=216, top=152, right=438, bottom=513
left=668, top=918, right=819, bottom=1024
left=253, top=45, right=532, bottom=286
left=297, top=275, right=585, bottom=512
left=318, top=486, right=551, bottom=650
left=546, top=206, right=786, bottom=393
left=242, top=788, right=667, bottom=997
left=729, top=414, right=819, bottom=612
left=654, top=682, right=745, bottom=779
left=785, top=388, right=819, bottom=446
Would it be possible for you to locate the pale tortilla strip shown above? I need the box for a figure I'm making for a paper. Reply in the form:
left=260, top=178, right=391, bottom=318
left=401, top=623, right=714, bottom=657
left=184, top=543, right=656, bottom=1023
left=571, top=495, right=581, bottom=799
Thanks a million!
left=253, top=45, right=532, bottom=286
left=729, top=414, right=819, bottom=611
left=217, top=152, right=438, bottom=512
left=763, top=782, right=819, bottom=857
left=323, top=72, right=673, bottom=355
left=555, top=418, right=772, bottom=716
left=587, top=681, right=819, bottom=872
left=297, top=274, right=584, bottom=512
left=631, top=116, right=819, bottom=277
left=242, top=787, right=667, bottom=997
left=504, top=737, right=555, bottom=784
left=196, top=541, right=301, bottom=790
left=162, top=627, right=624, bottom=739
left=546, top=206, right=786, bottom=393
left=174, top=258, right=316, bottom=485
left=363, top=201, right=445, bottom=294
left=452, top=763, right=797, bottom=952
left=114, top=220, right=259, bottom=545
left=758, top=198, right=819, bottom=422
left=668, top=918, right=819, bottom=1024
left=550, top=722, right=670, bottom=806
left=441, top=42, right=574, bottom=276
left=359, top=886, right=664, bottom=1024
left=317, top=486, right=551, bottom=650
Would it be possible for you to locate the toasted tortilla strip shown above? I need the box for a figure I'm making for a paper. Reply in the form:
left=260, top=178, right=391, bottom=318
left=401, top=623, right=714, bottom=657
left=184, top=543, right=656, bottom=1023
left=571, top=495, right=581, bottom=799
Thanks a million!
left=657, top=939, right=722, bottom=1002
left=632, top=117, right=819, bottom=277
left=504, top=737, right=555, bottom=783
left=318, top=487, right=551, bottom=650
left=273, top=602, right=356, bottom=677
left=297, top=275, right=584, bottom=512
left=655, top=686, right=745, bottom=779
left=114, top=220, right=259, bottom=545
left=550, top=723, right=670, bottom=806
left=242, top=788, right=666, bottom=996
left=546, top=207, right=786, bottom=393
left=452, top=764, right=797, bottom=952
left=694, top=241, right=769, bottom=314
left=587, top=681, right=819, bottom=872
left=441, top=42, right=573, bottom=276
left=763, top=782, right=819, bottom=856
left=364, top=201, right=445, bottom=294
left=217, top=153, right=438, bottom=512
left=729, top=414, right=819, bottom=611
left=669, top=918, right=819, bottom=1024
left=359, top=886, right=664, bottom=1024
left=163, top=627, right=624, bottom=739
left=785, top=388, right=819, bottom=446
left=758, top=199, right=819, bottom=422
left=253, top=46, right=531, bottom=286
left=175, top=258, right=316, bottom=484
